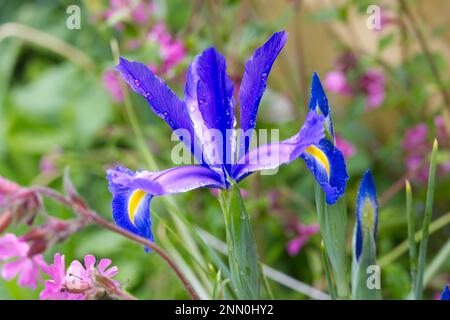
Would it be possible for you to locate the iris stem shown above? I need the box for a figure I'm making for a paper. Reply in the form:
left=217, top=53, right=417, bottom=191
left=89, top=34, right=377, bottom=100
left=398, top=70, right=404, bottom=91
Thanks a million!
left=321, top=241, right=337, bottom=300
left=314, top=182, right=349, bottom=299
left=414, top=139, right=438, bottom=299
left=26, top=186, right=200, bottom=300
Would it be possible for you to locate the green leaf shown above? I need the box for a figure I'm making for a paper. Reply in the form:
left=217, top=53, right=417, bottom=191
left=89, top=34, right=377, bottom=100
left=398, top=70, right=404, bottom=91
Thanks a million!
left=321, top=241, right=337, bottom=299
left=405, top=180, right=417, bottom=293
left=351, top=230, right=381, bottom=299
left=414, top=139, right=438, bottom=299
left=219, top=184, right=260, bottom=299
left=315, top=182, right=349, bottom=298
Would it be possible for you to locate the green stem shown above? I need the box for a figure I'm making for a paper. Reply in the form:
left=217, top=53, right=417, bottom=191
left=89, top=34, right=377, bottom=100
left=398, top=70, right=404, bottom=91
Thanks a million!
left=415, top=140, right=438, bottom=299
left=321, top=241, right=337, bottom=300
left=218, top=185, right=260, bottom=299
left=405, top=180, right=417, bottom=292
left=314, top=182, right=349, bottom=299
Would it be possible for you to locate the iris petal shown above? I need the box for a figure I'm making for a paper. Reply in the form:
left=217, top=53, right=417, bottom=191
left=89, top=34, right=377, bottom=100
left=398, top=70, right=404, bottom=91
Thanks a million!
left=239, top=31, right=287, bottom=156
left=232, top=112, right=324, bottom=182
left=115, top=57, right=202, bottom=161
left=300, top=139, right=349, bottom=205
left=355, top=170, right=378, bottom=261
left=185, top=48, right=235, bottom=174
left=107, top=165, right=225, bottom=248
left=441, top=285, right=450, bottom=300
left=309, top=72, right=334, bottom=139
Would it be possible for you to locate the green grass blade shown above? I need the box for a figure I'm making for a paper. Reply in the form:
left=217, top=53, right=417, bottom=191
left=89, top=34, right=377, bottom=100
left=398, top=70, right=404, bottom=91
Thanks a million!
left=405, top=180, right=417, bottom=294
left=415, top=139, right=438, bottom=299
left=321, top=241, right=337, bottom=299
left=219, top=185, right=260, bottom=299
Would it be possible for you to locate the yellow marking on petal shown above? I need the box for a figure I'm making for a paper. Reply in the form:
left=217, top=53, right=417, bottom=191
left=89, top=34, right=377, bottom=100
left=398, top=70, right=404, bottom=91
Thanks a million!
left=362, top=198, right=375, bottom=232
left=128, top=189, right=146, bottom=224
left=306, top=145, right=330, bottom=177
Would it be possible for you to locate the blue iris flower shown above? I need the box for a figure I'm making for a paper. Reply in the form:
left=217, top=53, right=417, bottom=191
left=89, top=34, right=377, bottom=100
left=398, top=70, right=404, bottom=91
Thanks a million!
left=107, top=31, right=346, bottom=244
left=441, top=285, right=450, bottom=300
left=354, top=170, right=378, bottom=262
left=300, top=72, right=349, bottom=205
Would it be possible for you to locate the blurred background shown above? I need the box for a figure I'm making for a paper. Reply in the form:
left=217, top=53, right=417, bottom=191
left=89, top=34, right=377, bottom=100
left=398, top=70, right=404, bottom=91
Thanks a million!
left=0, top=0, right=449, bottom=299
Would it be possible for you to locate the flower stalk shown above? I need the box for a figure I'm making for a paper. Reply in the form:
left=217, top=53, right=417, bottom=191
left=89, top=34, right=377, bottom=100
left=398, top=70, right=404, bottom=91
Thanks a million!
left=414, top=139, right=438, bottom=299
left=218, top=184, right=260, bottom=299
left=315, top=182, right=349, bottom=299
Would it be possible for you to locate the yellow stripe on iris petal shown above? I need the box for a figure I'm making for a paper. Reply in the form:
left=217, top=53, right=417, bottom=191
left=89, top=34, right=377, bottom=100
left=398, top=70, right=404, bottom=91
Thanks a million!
left=305, top=145, right=330, bottom=177
left=128, top=189, right=146, bottom=224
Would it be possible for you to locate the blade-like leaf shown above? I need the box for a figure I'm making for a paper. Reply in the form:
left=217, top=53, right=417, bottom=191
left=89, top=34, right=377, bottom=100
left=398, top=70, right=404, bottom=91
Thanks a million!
left=219, top=184, right=260, bottom=299
left=315, top=182, right=349, bottom=298
left=415, top=139, right=438, bottom=299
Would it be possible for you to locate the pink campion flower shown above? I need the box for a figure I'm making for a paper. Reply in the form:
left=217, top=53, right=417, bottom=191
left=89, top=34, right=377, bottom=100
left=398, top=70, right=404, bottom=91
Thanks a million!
left=324, top=70, right=352, bottom=96
left=359, top=69, right=385, bottom=110
left=403, top=124, right=428, bottom=151
left=147, top=22, right=186, bottom=74
left=103, top=70, right=124, bottom=103
left=286, top=222, right=320, bottom=256
left=0, top=233, right=47, bottom=289
left=131, top=1, right=154, bottom=24
left=40, top=253, right=120, bottom=300
left=335, top=135, right=356, bottom=158
left=403, top=124, right=429, bottom=183
left=104, top=0, right=154, bottom=28
left=40, top=253, right=84, bottom=300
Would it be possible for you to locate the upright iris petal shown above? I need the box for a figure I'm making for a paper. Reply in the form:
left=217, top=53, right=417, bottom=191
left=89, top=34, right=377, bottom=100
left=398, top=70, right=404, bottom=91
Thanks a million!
left=300, top=73, right=349, bottom=205
left=239, top=31, right=288, bottom=156
left=110, top=31, right=326, bottom=246
left=355, top=170, right=378, bottom=262
left=184, top=48, right=236, bottom=175
left=309, top=72, right=334, bottom=139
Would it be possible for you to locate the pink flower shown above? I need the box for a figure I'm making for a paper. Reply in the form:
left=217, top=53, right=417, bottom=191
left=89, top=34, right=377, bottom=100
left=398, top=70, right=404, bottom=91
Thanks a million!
left=131, top=1, right=154, bottom=24
left=40, top=253, right=84, bottom=300
left=147, top=23, right=186, bottom=74
left=324, top=71, right=352, bottom=95
left=359, top=69, right=385, bottom=109
left=403, top=124, right=428, bottom=151
left=0, top=233, right=47, bottom=289
left=103, top=70, right=124, bottom=103
left=40, top=253, right=119, bottom=300
left=104, top=0, right=154, bottom=28
left=335, top=135, right=356, bottom=158
left=286, top=223, right=320, bottom=256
